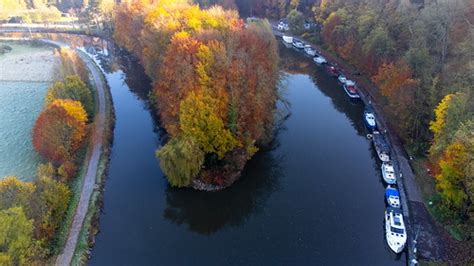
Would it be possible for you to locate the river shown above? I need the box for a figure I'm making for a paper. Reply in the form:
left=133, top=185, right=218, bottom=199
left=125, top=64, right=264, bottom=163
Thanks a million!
left=86, top=42, right=407, bottom=265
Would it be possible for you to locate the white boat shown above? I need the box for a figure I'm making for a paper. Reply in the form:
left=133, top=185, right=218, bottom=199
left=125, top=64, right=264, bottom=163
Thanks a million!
left=385, top=207, right=407, bottom=253
left=382, top=161, right=397, bottom=184
left=313, top=55, right=327, bottom=64
left=343, top=80, right=360, bottom=99
left=363, top=107, right=377, bottom=130
left=282, top=35, right=293, bottom=44
left=304, top=45, right=317, bottom=56
left=385, top=185, right=401, bottom=208
left=278, top=23, right=289, bottom=31
left=292, top=40, right=305, bottom=49
left=277, top=19, right=289, bottom=31
left=337, top=75, right=347, bottom=84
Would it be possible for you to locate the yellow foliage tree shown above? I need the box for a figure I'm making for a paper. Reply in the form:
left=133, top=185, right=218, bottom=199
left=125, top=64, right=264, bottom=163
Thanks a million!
left=0, top=176, right=34, bottom=211
left=429, top=93, right=468, bottom=157
left=179, top=91, right=239, bottom=158
left=435, top=142, right=468, bottom=210
left=156, top=135, right=205, bottom=187
left=31, top=176, right=71, bottom=241
left=430, top=94, right=454, bottom=138
left=0, top=207, right=42, bottom=265
left=51, top=99, right=88, bottom=125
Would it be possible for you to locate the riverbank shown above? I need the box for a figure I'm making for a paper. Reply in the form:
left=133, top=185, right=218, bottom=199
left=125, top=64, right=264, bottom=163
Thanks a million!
left=70, top=49, right=115, bottom=265
left=0, top=35, right=113, bottom=264
left=272, top=28, right=463, bottom=262
left=40, top=40, right=113, bottom=266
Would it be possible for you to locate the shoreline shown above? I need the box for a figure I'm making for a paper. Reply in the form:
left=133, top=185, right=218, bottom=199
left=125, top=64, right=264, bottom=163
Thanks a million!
left=1, top=25, right=459, bottom=263
left=31, top=39, right=114, bottom=266
left=70, top=52, right=115, bottom=264
left=0, top=35, right=114, bottom=264
left=272, top=28, right=452, bottom=262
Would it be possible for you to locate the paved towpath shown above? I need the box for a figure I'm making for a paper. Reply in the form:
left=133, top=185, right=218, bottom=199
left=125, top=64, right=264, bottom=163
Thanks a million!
left=50, top=41, right=106, bottom=266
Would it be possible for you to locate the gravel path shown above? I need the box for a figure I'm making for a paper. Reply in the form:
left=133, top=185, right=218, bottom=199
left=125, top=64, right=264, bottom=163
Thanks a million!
left=55, top=46, right=106, bottom=266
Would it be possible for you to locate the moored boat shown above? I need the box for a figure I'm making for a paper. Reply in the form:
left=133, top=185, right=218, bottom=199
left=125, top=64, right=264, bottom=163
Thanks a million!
left=313, top=55, right=327, bottom=64
left=363, top=107, right=377, bottom=130
left=292, top=39, right=305, bottom=49
left=385, top=185, right=401, bottom=208
left=282, top=35, right=293, bottom=44
left=277, top=19, right=289, bottom=31
left=326, top=65, right=340, bottom=77
left=343, top=80, right=360, bottom=98
left=385, top=207, right=407, bottom=253
left=337, top=75, right=347, bottom=84
left=372, top=131, right=390, bottom=162
left=304, top=45, right=317, bottom=56
left=381, top=161, right=397, bottom=184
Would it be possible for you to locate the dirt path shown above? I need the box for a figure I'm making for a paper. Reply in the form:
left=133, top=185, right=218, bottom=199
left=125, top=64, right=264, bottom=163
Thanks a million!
left=55, top=47, right=106, bottom=266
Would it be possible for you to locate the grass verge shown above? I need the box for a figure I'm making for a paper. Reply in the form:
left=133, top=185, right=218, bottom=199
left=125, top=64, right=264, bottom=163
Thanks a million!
left=410, top=156, right=471, bottom=242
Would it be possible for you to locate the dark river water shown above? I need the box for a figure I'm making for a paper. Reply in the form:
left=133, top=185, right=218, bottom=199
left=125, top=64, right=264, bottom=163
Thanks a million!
left=88, top=43, right=407, bottom=265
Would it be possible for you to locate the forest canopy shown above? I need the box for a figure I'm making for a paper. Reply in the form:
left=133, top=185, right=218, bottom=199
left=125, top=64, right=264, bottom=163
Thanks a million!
left=114, top=0, right=279, bottom=189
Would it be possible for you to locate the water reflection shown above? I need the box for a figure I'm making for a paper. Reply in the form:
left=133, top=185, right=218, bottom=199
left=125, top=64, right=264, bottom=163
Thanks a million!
left=114, top=51, right=152, bottom=102
left=278, top=43, right=367, bottom=137
left=101, top=44, right=286, bottom=236
left=6, top=32, right=406, bottom=264
left=164, top=140, right=283, bottom=235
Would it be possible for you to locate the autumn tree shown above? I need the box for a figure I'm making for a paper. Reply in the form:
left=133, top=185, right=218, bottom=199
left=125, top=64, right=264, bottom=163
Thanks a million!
left=51, top=99, right=88, bottom=124
left=179, top=91, right=239, bottom=158
left=430, top=93, right=473, bottom=217
left=436, top=142, right=469, bottom=212
left=156, top=136, right=205, bottom=187
left=30, top=176, right=71, bottom=241
left=115, top=2, right=279, bottom=187
left=0, top=207, right=43, bottom=265
left=0, top=176, right=34, bottom=211
left=54, top=48, right=89, bottom=82
left=429, top=93, right=469, bottom=157
left=320, top=9, right=358, bottom=62
left=37, top=163, right=56, bottom=180
left=153, top=32, right=203, bottom=135
left=32, top=103, right=87, bottom=165
left=0, top=0, right=26, bottom=20
left=44, top=75, right=94, bottom=119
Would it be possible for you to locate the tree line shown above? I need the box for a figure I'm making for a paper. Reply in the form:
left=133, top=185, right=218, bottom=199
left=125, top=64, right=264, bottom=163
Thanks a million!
left=0, top=48, right=95, bottom=264
left=113, top=0, right=279, bottom=188
left=213, top=0, right=473, bottom=240
left=314, top=0, right=473, bottom=239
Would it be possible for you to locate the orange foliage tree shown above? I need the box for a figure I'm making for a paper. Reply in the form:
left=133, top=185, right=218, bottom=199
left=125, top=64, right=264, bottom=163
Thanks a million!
left=373, top=60, right=422, bottom=141
left=32, top=102, right=87, bottom=165
left=115, top=1, right=279, bottom=187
